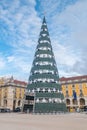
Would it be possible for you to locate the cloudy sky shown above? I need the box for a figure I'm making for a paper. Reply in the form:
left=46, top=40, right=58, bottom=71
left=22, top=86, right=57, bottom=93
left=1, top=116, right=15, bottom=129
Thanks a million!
left=0, top=0, right=87, bottom=81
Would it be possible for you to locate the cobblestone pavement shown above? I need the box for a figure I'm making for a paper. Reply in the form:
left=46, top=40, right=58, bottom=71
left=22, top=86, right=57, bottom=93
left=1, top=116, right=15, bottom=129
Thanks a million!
left=0, top=113, right=87, bottom=130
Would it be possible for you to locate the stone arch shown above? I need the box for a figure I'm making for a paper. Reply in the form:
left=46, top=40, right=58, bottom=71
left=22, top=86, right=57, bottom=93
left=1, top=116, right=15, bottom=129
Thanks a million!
left=66, top=99, right=70, bottom=105
left=79, top=98, right=85, bottom=106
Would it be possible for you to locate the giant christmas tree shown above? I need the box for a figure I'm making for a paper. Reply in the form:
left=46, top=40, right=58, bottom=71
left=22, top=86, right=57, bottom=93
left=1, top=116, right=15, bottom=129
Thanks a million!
left=24, top=17, right=67, bottom=113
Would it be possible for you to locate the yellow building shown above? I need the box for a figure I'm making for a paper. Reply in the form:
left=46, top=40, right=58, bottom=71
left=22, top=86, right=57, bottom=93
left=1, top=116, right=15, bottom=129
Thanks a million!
left=0, top=76, right=27, bottom=110
left=60, top=75, right=87, bottom=112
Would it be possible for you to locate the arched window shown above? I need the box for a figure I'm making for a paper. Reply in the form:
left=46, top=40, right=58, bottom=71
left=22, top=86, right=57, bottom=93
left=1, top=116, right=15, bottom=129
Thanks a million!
left=66, top=90, right=69, bottom=97
left=79, top=84, right=82, bottom=89
left=79, top=89, right=83, bottom=97
left=72, top=84, right=75, bottom=89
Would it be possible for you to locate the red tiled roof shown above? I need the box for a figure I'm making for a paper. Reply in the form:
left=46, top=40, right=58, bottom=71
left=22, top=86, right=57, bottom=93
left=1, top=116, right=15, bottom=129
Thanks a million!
left=13, top=80, right=27, bottom=86
left=59, top=75, right=87, bottom=81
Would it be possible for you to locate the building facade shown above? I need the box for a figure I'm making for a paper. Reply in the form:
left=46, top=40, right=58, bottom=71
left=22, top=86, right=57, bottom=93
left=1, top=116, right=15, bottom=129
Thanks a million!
left=1, top=75, right=87, bottom=112
left=0, top=76, right=27, bottom=110
left=60, top=75, right=87, bottom=112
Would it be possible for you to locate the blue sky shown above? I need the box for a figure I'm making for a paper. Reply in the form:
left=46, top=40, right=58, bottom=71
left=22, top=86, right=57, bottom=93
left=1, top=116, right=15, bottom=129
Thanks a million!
left=0, top=0, right=87, bottom=81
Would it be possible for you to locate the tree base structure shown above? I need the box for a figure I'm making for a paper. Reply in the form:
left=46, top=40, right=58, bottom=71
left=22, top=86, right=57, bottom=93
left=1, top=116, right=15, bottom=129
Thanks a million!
left=35, top=103, right=67, bottom=113
left=22, top=92, right=67, bottom=113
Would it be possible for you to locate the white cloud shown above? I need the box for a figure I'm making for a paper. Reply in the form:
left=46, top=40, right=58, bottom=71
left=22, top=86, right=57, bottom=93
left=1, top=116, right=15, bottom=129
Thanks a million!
left=0, top=0, right=87, bottom=80
left=0, top=0, right=41, bottom=48
left=53, top=42, right=79, bottom=66
left=0, top=57, right=5, bottom=69
left=0, top=0, right=40, bottom=80
left=7, top=56, right=15, bottom=62
left=49, top=0, right=87, bottom=77
left=52, top=0, right=87, bottom=47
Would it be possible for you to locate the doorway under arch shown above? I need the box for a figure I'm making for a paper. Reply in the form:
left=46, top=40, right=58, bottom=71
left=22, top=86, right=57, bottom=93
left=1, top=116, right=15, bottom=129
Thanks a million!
left=72, top=99, right=78, bottom=105
left=18, top=100, right=21, bottom=106
left=13, top=100, right=16, bottom=110
left=79, top=98, right=85, bottom=106
left=66, top=99, right=70, bottom=105
left=4, top=100, right=7, bottom=107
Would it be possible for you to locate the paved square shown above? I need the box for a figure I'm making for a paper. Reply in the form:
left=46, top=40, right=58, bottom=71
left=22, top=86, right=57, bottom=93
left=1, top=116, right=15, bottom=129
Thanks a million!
left=0, top=113, right=87, bottom=130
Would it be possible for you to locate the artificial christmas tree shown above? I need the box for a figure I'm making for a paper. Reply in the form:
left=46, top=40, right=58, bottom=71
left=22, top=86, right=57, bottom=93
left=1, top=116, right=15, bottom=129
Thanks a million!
left=23, top=17, right=67, bottom=113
